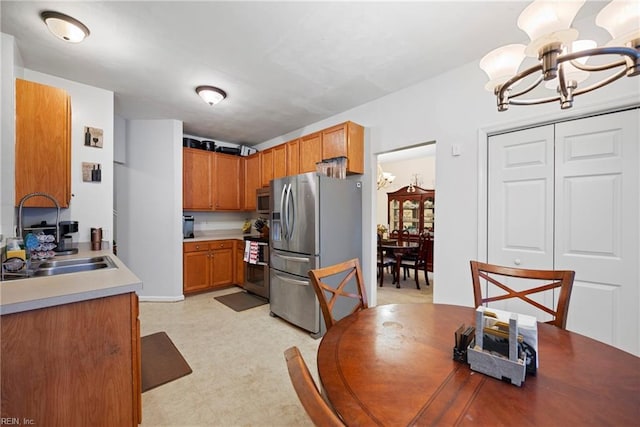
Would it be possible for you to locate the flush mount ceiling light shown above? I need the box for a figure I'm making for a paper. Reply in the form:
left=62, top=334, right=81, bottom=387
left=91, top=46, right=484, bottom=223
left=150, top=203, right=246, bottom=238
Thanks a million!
left=41, top=11, right=90, bottom=43
left=196, top=86, right=227, bottom=106
left=480, top=0, right=639, bottom=111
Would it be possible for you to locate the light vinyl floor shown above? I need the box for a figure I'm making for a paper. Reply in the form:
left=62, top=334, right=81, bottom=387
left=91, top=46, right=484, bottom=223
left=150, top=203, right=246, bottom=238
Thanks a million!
left=140, top=270, right=432, bottom=426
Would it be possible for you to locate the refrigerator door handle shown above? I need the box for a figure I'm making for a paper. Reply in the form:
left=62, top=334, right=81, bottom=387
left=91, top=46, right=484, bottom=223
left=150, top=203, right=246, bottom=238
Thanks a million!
left=273, top=272, right=309, bottom=286
left=280, top=184, right=288, bottom=239
left=273, top=253, right=311, bottom=263
left=286, top=183, right=295, bottom=240
left=284, top=183, right=293, bottom=240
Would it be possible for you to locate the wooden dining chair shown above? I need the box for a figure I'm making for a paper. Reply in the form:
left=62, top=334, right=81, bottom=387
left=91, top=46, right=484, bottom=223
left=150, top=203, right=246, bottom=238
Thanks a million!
left=377, top=234, right=396, bottom=287
left=284, top=346, right=345, bottom=427
left=400, top=232, right=430, bottom=289
left=308, top=258, right=368, bottom=330
left=470, top=260, right=575, bottom=329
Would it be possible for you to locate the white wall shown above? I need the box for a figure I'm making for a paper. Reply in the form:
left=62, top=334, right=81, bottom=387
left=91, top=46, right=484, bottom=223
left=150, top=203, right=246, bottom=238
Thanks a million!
left=0, top=33, right=23, bottom=241
left=116, top=119, right=183, bottom=301
left=258, top=58, right=639, bottom=308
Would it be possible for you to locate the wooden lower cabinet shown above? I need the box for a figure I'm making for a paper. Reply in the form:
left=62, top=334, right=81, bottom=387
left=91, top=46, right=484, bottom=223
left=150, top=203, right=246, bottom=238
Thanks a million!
left=183, top=240, right=237, bottom=294
left=1, top=292, right=141, bottom=426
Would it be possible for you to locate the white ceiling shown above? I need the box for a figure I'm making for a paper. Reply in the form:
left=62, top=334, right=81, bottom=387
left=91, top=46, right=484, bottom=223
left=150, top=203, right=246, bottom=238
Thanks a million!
left=1, top=1, right=608, bottom=146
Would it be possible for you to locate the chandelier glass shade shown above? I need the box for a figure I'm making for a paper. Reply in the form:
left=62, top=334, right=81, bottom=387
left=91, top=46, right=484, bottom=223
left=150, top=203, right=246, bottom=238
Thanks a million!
left=480, top=0, right=639, bottom=111
left=377, top=165, right=395, bottom=190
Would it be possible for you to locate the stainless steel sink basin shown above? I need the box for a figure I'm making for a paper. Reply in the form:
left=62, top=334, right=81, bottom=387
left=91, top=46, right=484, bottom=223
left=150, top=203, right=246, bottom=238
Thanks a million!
left=33, top=256, right=117, bottom=277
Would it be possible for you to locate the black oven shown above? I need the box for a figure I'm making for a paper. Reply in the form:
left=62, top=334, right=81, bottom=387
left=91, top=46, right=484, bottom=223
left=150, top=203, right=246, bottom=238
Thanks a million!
left=243, top=236, right=269, bottom=300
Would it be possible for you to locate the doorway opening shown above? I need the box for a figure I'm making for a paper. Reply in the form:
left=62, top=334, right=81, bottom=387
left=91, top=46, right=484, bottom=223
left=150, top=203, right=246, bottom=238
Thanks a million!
left=375, top=141, right=436, bottom=305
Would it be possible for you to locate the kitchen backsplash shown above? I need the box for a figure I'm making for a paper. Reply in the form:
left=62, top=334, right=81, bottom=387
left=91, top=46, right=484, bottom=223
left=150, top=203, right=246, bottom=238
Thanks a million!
left=186, top=211, right=261, bottom=232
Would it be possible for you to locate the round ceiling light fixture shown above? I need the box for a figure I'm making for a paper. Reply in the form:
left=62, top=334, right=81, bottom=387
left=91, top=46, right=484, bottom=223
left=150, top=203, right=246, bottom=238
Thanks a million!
left=41, top=11, right=90, bottom=43
left=196, top=86, right=227, bottom=106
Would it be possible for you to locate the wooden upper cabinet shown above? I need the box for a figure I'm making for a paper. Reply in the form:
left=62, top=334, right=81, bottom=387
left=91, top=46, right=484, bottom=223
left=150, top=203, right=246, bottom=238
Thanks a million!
left=261, top=148, right=274, bottom=188
left=183, top=148, right=213, bottom=210
left=322, top=121, right=364, bottom=174
left=286, top=138, right=300, bottom=176
left=299, top=132, right=322, bottom=173
left=213, top=153, right=242, bottom=210
left=273, top=144, right=287, bottom=180
left=15, top=79, right=71, bottom=207
left=183, top=150, right=241, bottom=211
left=243, top=152, right=261, bottom=211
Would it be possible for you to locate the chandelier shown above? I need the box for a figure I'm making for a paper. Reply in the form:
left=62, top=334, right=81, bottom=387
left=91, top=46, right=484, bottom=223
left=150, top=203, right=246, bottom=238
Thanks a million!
left=377, top=165, right=395, bottom=190
left=480, top=0, right=639, bottom=111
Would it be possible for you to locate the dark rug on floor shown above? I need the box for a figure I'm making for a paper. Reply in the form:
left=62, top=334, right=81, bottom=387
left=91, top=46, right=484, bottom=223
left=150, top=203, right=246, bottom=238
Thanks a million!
left=141, top=332, right=192, bottom=393
left=214, top=291, right=268, bottom=312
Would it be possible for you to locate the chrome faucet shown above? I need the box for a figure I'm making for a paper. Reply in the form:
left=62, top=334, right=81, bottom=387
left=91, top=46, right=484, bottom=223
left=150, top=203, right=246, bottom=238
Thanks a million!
left=17, top=192, right=61, bottom=242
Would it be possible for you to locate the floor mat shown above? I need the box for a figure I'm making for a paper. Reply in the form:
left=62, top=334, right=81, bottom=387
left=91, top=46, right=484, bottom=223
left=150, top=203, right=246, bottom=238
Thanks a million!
left=141, top=332, right=192, bottom=393
left=214, top=291, right=268, bottom=312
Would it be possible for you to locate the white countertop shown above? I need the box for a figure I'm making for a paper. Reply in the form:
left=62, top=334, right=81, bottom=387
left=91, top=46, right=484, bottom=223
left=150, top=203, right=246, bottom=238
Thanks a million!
left=185, top=230, right=264, bottom=242
left=1, top=243, right=142, bottom=316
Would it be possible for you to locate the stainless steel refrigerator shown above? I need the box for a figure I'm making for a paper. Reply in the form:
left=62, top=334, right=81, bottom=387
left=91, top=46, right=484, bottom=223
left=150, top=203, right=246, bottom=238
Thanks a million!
left=269, top=172, right=362, bottom=338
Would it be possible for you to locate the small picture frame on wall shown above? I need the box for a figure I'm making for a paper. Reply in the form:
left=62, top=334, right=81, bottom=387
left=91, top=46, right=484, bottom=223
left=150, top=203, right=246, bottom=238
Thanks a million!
left=84, top=126, right=103, bottom=148
left=82, top=162, right=102, bottom=182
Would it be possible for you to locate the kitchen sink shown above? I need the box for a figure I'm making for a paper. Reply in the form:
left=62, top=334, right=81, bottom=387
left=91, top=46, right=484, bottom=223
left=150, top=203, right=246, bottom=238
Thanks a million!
left=33, top=256, right=117, bottom=277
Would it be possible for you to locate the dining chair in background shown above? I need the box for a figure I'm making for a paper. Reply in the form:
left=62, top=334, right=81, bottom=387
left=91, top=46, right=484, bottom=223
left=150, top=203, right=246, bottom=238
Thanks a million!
left=400, top=232, right=431, bottom=289
left=284, top=346, right=345, bottom=427
left=470, top=260, right=575, bottom=329
left=377, top=234, right=396, bottom=287
left=308, top=258, right=368, bottom=330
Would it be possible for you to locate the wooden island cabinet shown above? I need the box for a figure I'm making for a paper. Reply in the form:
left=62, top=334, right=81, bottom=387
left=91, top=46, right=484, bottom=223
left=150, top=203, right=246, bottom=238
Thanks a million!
left=1, top=292, right=141, bottom=426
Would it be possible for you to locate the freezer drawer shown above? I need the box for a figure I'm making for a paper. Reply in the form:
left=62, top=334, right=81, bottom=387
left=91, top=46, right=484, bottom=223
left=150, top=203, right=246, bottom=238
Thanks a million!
left=270, top=269, right=320, bottom=335
left=270, top=250, right=318, bottom=278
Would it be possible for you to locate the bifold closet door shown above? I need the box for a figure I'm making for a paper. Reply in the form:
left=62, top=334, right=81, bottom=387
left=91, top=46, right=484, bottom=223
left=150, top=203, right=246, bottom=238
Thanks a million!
left=554, top=109, right=639, bottom=355
left=487, top=109, right=639, bottom=356
left=487, top=125, right=555, bottom=319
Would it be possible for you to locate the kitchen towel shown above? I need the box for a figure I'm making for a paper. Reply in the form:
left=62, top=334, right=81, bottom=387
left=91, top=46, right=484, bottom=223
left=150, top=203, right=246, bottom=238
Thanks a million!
left=243, top=241, right=259, bottom=264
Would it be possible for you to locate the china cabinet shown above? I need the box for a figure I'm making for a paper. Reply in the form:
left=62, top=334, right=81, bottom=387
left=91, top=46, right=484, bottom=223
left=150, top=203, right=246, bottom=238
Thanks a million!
left=387, top=186, right=435, bottom=235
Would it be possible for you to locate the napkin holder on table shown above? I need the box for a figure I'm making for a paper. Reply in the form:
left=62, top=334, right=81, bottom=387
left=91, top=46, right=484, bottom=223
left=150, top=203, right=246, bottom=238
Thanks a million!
left=466, top=306, right=531, bottom=387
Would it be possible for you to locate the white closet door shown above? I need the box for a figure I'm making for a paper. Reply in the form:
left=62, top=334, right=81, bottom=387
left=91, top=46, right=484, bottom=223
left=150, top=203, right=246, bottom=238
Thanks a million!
left=555, top=109, right=639, bottom=355
left=487, top=126, right=555, bottom=318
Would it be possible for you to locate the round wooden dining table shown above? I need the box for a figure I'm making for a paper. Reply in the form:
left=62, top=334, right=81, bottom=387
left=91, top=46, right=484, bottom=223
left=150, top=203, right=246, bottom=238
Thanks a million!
left=317, top=303, right=640, bottom=426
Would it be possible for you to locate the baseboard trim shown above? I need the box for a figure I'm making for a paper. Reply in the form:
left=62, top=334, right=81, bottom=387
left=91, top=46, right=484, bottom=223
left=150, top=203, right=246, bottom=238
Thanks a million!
left=138, top=295, right=185, bottom=302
